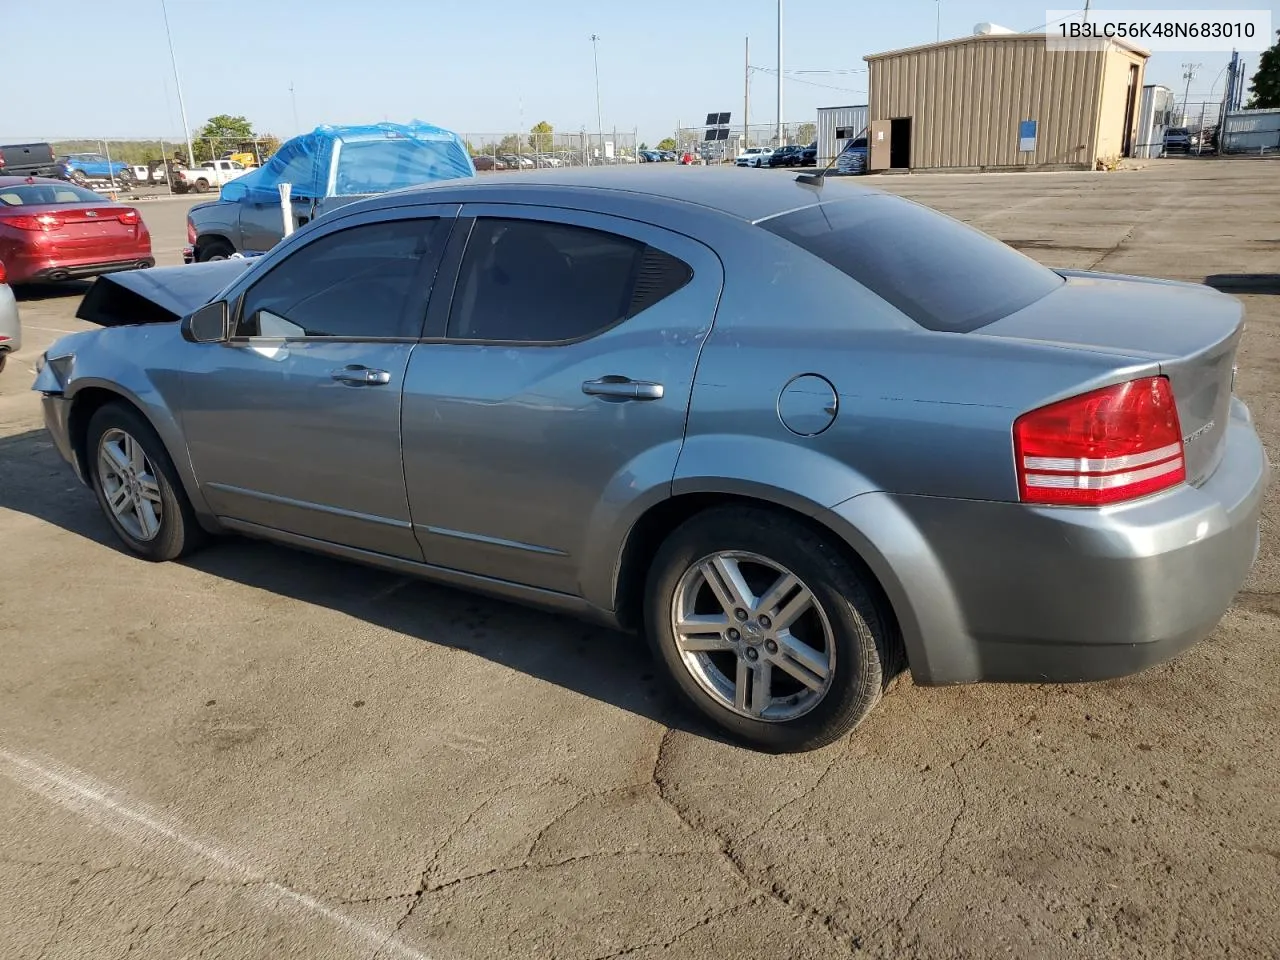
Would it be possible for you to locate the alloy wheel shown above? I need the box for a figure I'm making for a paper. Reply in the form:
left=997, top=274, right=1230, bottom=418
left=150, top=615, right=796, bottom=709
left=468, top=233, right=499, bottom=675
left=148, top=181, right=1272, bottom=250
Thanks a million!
left=670, top=551, right=836, bottom=722
left=98, top=427, right=163, bottom=542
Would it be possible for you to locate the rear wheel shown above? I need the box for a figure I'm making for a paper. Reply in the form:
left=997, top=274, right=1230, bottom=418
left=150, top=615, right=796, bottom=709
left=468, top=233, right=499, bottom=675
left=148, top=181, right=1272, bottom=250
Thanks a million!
left=86, top=403, right=205, bottom=562
left=196, top=238, right=234, bottom=262
left=644, top=506, right=897, bottom=753
left=193, top=178, right=210, bottom=194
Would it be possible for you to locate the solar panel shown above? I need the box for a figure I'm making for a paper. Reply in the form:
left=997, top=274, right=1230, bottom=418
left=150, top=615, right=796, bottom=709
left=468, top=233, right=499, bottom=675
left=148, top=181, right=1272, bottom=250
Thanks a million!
left=703, top=129, right=716, bottom=141
left=717, top=112, right=731, bottom=125
left=705, top=113, right=718, bottom=127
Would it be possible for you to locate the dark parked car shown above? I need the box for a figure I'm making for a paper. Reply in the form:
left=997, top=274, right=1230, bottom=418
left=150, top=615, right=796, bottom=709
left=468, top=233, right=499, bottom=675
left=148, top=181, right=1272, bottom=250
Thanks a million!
left=36, top=168, right=1268, bottom=753
left=472, top=155, right=510, bottom=172
left=1163, top=127, right=1192, bottom=155
left=767, top=145, right=805, bottom=168
left=800, top=142, right=817, bottom=167
left=0, top=143, right=61, bottom=179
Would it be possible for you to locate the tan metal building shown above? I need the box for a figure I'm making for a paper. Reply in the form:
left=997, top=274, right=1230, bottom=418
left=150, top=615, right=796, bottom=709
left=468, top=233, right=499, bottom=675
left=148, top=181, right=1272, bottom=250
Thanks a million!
left=864, top=33, right=1149, bottom=172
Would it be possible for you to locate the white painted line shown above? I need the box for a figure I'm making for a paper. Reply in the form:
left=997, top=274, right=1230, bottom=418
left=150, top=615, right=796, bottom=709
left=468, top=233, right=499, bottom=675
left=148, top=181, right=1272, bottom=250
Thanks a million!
left=0, top=747, right=435, bottom=960
left=16, top=323, right=81, bottom=335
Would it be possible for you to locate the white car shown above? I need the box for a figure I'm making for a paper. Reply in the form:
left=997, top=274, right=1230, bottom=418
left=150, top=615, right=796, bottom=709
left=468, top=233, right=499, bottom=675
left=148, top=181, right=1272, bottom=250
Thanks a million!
left=736, top=147, right=773, bottom=168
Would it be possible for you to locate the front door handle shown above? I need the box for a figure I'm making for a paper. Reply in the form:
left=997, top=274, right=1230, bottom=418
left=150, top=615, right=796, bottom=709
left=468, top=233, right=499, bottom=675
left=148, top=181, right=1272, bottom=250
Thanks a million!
left=582, top=376, right=665, bottom=401
left=331, top=365, right=391, bottom=386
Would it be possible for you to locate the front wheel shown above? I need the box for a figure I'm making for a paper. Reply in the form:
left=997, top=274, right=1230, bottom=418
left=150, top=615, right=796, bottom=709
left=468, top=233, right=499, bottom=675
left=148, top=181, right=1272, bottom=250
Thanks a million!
left=87, top=403, right=205, bottom=561
left=644, top=506, right=898, bottom=753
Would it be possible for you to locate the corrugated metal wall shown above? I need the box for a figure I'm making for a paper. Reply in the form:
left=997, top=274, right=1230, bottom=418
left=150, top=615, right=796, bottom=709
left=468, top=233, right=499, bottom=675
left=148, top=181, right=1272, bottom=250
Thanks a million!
left=866, top=37, right=1144, bottom=170
left=1221, top=108, right=1280, bottom=153
left=816, top=106, right=869, bottom=165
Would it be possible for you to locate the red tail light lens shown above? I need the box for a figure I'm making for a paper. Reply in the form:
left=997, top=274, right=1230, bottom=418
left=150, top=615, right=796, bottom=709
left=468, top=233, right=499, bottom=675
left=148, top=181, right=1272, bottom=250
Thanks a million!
left=187, top=218, right=197, bottom=244
left=117, top=209, right=140, bottom=225
left=1014, top=376, right=1185, bottom=506
left=3, top=213, right=64, bottom=231
left=0, top=260, right=6, bottom=284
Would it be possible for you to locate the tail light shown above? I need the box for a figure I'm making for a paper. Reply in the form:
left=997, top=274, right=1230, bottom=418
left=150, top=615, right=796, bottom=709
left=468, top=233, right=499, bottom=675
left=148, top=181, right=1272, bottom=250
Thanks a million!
left=0, top=260, right=6, bottom=284
left=117, top=209, right=140, bottom=225
left=187, top=218, right=197, bottom=244
left=3, top=213, right=64, bottom=231
left=1014, top=376, right=1185, bottom=506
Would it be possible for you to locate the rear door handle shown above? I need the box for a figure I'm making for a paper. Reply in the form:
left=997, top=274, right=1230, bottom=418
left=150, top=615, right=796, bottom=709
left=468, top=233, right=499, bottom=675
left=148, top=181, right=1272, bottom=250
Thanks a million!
left=582, top=376, right=665, bottom=401
left=331, top=365, right=391, bottom=386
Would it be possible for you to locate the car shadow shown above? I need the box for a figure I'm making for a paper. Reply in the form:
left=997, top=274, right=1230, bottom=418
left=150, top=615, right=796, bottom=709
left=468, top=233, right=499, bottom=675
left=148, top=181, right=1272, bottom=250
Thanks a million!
left=0, top=427, right=727, bottom=743
left=13, top=280, right=93, bottom=302
left=1204, top=274, right=1280, bottom=295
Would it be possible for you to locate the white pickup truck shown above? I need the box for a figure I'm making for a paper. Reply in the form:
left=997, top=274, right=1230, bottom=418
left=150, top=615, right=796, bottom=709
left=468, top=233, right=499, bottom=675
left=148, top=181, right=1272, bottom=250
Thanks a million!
left=171, top=159, right=250, bottom=194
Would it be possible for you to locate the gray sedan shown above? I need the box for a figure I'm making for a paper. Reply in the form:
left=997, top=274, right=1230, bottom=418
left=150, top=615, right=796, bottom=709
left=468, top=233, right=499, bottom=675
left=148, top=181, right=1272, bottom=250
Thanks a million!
left=34, top=168, right=1269, bottom=752
left=0, top=262, right=19, bottom=372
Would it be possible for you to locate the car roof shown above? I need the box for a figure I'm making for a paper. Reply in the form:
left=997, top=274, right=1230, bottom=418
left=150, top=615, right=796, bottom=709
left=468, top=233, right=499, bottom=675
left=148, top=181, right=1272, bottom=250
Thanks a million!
left=394, top=166, right=882, bottom=224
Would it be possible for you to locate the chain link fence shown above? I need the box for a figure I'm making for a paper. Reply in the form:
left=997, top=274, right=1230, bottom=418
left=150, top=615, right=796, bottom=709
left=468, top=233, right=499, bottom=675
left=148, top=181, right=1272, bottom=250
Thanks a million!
left=461, top=130, right=640, bottom=169
left=672, top=122, right=817, bottom=162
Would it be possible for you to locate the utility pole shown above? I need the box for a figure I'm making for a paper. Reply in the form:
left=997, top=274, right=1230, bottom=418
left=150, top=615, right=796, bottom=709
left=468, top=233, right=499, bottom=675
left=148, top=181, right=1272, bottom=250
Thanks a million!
left=776, top=0, right=784, bottom=146
left=1181, top=62, right=1201, bottom=126
left=936, top=0, right=941, bottom=41
left=160, top=0, right=195, bottom=167
left=744, top=36, right=750, bottom=150
left=590, top=35, right=603, bottom=163
left=1083, top=0, right=1091, bottom=23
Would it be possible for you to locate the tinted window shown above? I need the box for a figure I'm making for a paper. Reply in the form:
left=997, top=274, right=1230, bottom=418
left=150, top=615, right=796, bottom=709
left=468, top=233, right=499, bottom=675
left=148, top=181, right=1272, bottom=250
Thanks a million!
left=236, top=219, right=440, bottom=339
left=447, top=218, right=692, bottom=343
left=760, top=196, right=1063, bottom=333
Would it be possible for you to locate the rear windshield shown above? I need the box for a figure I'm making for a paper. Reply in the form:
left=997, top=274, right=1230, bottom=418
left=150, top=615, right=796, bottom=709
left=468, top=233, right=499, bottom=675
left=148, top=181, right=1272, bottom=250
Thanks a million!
left=0, top=183, right=107, bottom=206
left=760, top=195, right=1063, bottom=333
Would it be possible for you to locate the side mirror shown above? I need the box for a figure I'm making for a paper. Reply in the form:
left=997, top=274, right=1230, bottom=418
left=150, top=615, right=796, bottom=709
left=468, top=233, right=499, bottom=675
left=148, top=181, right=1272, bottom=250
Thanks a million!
left=181, top=301, right=230, bottom=343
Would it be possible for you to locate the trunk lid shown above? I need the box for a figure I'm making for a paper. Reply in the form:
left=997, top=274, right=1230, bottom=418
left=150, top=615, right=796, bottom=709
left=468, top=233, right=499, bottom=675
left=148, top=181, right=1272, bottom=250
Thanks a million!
left=975, top=270, right=1243, bottom=487
left=29, top=203, right=141, bottom=254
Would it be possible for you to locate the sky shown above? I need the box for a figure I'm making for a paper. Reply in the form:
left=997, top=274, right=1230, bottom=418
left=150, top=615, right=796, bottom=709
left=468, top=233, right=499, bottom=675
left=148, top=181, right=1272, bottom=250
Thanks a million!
left=3, top=0, right=1276, bottom=146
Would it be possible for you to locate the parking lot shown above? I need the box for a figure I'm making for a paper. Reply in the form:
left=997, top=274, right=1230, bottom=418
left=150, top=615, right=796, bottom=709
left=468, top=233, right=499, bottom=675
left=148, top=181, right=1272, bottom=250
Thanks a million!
left=1, top=158, right=1277, bottom=959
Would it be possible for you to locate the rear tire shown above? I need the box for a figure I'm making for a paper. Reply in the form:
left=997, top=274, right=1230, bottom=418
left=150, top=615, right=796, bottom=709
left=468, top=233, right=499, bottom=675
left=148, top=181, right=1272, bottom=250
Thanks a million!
left=194, top=178, right=210, bottom=194
left=644, top=506, right=897, bottom=753
left=196, top=238, right=234, bottom=262
left=86, top=402, right=206, bottom=562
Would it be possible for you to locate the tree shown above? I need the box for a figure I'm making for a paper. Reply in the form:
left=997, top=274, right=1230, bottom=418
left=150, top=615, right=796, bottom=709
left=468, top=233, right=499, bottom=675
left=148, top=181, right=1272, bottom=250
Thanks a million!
left=1245, top=30, right=1280, bottom=108
left=639, top=141, right=649, bottom=151
left=656, top=137, right=678, bottom=151
left=194, top=114, right=255, bottom=161
left=528, top=121, right=554, bottom=153
left=795, top=122, right=817, bottom=146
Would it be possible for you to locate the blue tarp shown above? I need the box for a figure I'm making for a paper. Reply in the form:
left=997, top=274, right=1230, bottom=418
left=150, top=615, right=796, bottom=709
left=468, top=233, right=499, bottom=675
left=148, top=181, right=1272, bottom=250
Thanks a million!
left=218, top=121, right=475, bottom=204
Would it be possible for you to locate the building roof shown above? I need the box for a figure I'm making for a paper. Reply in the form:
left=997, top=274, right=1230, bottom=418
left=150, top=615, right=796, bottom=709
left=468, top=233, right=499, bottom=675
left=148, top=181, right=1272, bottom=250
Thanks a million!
left=864, top=32, right=1150, bottom=62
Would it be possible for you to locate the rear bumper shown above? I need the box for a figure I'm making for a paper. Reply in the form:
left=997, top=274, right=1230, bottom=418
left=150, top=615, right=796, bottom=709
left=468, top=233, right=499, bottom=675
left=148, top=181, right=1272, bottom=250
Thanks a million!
left=822, top=396, right=1270, bottom=685
left=21, top=258, right=155, bottom=283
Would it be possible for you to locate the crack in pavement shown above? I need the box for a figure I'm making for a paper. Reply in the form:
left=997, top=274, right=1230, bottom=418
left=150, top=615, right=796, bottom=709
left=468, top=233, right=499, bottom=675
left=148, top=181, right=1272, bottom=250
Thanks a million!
left=648, top=728, right=858, bottom=954
left=580, top=896, right=759, bottom=960
left=35, top=864, right=114, bottom=960
left=123, top=877, right=206, bottom=955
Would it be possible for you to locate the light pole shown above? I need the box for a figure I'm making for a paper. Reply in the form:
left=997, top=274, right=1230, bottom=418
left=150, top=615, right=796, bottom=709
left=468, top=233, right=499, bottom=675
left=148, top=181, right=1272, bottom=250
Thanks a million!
left=590, top=34, right=603, bottom=162
left=936, top=0, right=941, bottom=42
left=776, top=0, right=783, bottom=146
left=160, top=0, right=195, bottom=167
left=1181, top=62, right=1201, bottom=125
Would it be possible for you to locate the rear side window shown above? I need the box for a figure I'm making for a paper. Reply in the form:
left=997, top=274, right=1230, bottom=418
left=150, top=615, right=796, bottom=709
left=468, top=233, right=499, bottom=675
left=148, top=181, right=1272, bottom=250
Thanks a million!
left=447, top=218, right=693, bottom=343
left=760, top=195, right=1063, bottom=333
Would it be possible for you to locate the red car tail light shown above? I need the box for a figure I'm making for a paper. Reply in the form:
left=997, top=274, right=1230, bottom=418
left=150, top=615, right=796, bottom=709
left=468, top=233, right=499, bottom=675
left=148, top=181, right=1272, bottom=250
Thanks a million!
left=1014, top=376, right=1185, bottom=506
left=117, top=209, right=140, bottom=225
left=187, top=218, right=197, bottom=244
left=2, top=213, right=64, bottom=231
left=0, top=260, right=6, bottom=284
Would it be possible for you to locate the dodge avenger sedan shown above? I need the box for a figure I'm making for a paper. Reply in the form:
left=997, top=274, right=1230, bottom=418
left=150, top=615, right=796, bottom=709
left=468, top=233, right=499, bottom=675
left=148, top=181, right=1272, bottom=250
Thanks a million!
left=33, top=168, right=1268, bottom=752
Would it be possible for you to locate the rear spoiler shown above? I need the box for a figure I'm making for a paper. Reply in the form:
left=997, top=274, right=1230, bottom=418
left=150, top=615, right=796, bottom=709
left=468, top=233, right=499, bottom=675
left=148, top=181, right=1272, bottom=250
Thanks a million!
left=76, top=260, right=253, bottom=327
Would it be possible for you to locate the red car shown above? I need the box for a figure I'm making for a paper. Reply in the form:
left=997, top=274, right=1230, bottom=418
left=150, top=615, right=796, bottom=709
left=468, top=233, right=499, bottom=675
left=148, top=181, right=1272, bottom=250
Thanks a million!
left=0, top=176, right=154, bottom=284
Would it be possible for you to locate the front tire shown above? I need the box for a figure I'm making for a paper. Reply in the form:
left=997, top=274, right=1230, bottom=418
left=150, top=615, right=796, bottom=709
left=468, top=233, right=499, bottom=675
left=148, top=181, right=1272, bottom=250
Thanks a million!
left=644, top=506, right=897, bottom=753
left=87, top=403, right=205, bottom=561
